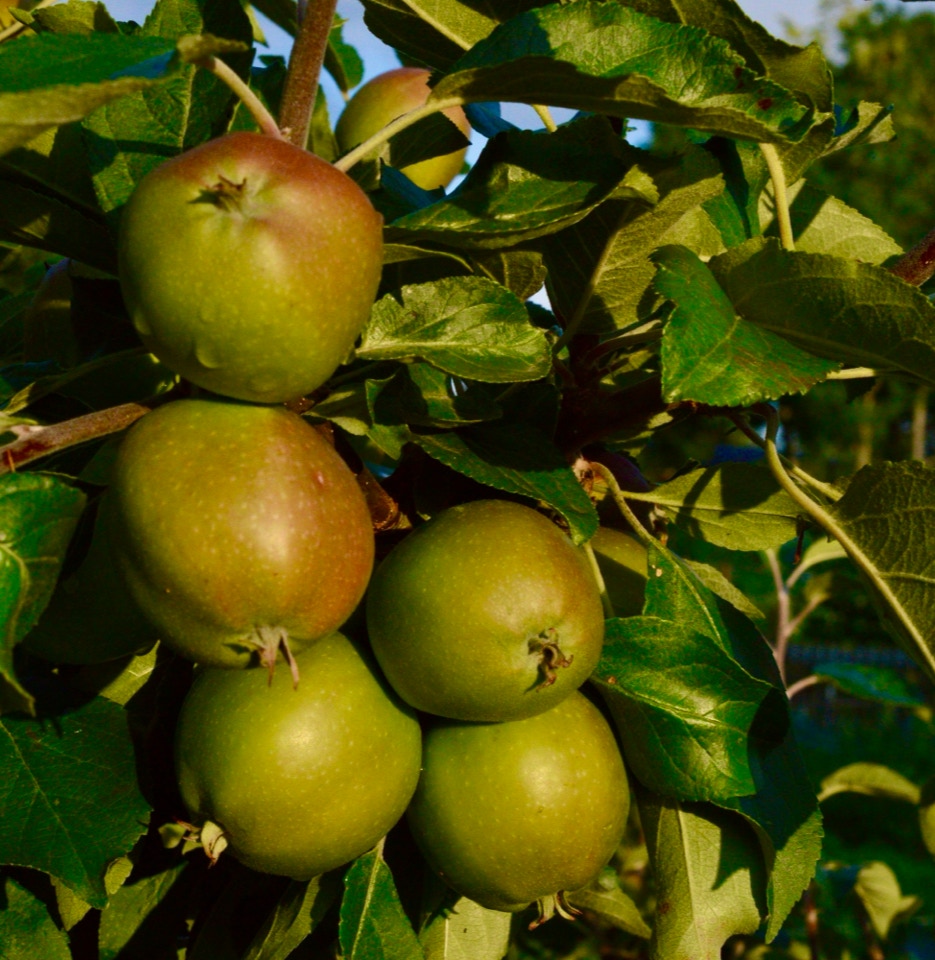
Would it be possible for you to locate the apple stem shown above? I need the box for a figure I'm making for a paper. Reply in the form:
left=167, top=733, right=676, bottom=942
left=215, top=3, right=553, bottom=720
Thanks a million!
left=195, top=55, right=285, bottom=141
left=334, top=98, right=466, bottom=174
left=279, top=0, right=339, bottom=149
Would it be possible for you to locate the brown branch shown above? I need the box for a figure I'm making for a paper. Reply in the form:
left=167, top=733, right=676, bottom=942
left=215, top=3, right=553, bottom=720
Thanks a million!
left=889, top=225, right=935, bottom=287
left=0, top=403, right=150, bottom=475
left=278, top=0, right=339, bottom=149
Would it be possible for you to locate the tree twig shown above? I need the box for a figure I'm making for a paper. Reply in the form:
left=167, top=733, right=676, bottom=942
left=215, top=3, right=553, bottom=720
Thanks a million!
left=889, top=224, right=935, bottom=287
left=0, top=404, right=150, bottom=474
left=786, top=674, right=822, bottom=699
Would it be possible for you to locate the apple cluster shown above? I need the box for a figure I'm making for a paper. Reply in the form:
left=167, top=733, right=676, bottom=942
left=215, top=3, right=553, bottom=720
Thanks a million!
left=365, top=499, right=632, bottom=917
left=22, top=117, right=642, bottom=923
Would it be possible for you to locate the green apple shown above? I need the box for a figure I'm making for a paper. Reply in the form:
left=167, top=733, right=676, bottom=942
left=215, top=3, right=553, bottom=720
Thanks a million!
left=335, top=67, right=470, bottom=191
left=408, top=691, right=630, bottom=917
left=118, top=132, right=383, bottom=404
left=366, top=499, right=605, bottom=721
left=176, top=632, right=422, bottom=878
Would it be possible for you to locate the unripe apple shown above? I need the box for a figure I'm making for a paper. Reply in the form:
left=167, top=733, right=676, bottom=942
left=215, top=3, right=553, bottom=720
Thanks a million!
left=118, top=132, right=383, bottom=404
left=335, top=67, right=470, bottom=191
left=589, top=526, right=648, bottom=619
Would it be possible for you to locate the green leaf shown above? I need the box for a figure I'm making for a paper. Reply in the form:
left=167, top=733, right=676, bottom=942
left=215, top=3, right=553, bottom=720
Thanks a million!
left=594, top=615, right=784, bottom=801
left=52, top=854, right=133, bottom=932
left=823, top=462, right=935, bottom=684
left=629, top=462, right=802, bottom=551
left=0, top=875, right=71, bottom=960
left=706, top=597, right=823, bottom=940
left=360, top=279, right=550, bottom=382
left=0, top=33, right=174, bottom=91
left=432, top=1, right=812, bottom=144
left=0, top=174, right=115, bottom=273
left=72, top=644, right=161, bottom=707
left=339, top=848, right=424, bottom=960
left=0, top=691, right=151, bottom=907
left=625, top=0, right=833, bottom=111
left=244, top=872, right=343, bottom=960
left=0, top=33, right=213, bottom=158
left=794, top=535, right=847, bottom=578
left=31, top=0, right=121, bottom=35
left=818, top=763, right=920, bottom=805
left=325, top=18, right=364, bottom=93
left=187, top=868, right=284, bottom=960
left=654, top=245, right=838, bottom=405
left=565, top=869, right=651, bottom=939
left=760, top=179, right=902, bottom=265
left=854, top=862, right=920, bottom=941
left=639, top=792, right=767, bottom=960
left=249, top=0, right=298, bottom=37
left=469, top=248, right=546, bottom=302
left=682, top=560, right=766, bottom=621
left=3, top=349, right=176, bottom=417
left=627, top=546, right=821, bottom=936
left=710, top=239, right=935, bottom=386
left=360, top=0, right=535, bottom=72
left=822, top=101, right=895, bottom=156
left=419, top=896, right=512, bottom=960
left=0, top=473, right=85, bottom=715
left=387, top=113, right=470, bottom=174
left=541, top=146, right=726, bottom=335
left=811, top=663, right=925, bottom=709
left=309, top=379, right=411, bottom=460
left=2, top=119, right=101, bottom=217
left=386, top=116, right=634, bottom=251
left=98, top=859, right=189, bottom=960
left=82, top=8, right=254, bottom=219
left=413, top=422, right=598, bottom=544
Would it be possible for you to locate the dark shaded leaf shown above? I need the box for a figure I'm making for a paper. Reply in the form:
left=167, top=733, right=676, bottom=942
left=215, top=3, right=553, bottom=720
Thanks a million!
left=0, top=691, right=151, bottom=907
left=0, top=474, right=84, bottom=714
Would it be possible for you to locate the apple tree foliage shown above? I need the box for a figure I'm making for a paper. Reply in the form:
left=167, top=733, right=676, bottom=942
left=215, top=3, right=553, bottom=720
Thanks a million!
left=0, top=0, right=933, bottom=957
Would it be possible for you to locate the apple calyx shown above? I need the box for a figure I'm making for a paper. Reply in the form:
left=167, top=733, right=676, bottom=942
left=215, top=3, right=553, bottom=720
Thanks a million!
left=528, top=628, right=574, bottom=689
left=198, top=175, right=248, bottom=213
left=253, top=625, right=300, bottom=688
left=528, top=891, right=582, bottom=930
left=174, top=819, right=230, bottom=867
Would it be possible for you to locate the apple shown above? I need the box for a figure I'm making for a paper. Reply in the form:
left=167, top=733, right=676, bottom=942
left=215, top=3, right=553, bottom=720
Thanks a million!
left=118, top=132, right=383, bottom=404
left=366, top=499, right=605, bottom=721
left=589, top=526, right=647, bottom=619
left=335, top=67, right=470, bottom=191
left=105, top=397, right=375, bottom=675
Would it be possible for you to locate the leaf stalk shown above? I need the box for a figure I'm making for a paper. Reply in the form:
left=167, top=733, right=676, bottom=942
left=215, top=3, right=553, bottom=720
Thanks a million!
left=195, top=56, right=284, bottom=140
left=759, top=142, right=795, bottom=251
left=333, top=99, right=466, bottom=173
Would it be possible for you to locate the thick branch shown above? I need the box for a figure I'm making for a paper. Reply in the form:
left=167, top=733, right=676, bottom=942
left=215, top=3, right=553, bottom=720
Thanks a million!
left=278, top=0, right=339, bottom=149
